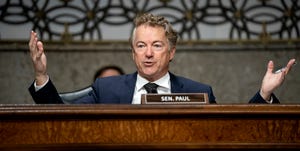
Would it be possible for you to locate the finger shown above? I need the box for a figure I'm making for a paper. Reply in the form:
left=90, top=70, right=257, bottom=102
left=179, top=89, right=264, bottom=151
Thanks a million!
left=267, top=60, right=274, bottom=74
left=29, top=32, right=38, bottom=60
left=284, top=58, right=296, bottom=75
left=30, top=31, right=38, bottom=53
left=29, top=31, right=36, bottom=51
left=29, top=31, right=34, bottom=47
left=36, top=41, right=44, bottom=58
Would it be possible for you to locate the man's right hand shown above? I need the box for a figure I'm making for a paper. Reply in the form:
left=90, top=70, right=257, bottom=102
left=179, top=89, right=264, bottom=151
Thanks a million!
left=29, top=31, right=48, bottom=86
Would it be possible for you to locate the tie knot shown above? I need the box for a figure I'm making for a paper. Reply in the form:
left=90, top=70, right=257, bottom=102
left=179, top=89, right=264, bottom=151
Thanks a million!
left=144, top=83, right=158, bottom=93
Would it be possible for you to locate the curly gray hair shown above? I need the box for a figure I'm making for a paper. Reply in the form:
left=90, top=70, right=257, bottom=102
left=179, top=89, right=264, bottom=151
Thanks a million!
left=129, top=13, right=178, bottom=50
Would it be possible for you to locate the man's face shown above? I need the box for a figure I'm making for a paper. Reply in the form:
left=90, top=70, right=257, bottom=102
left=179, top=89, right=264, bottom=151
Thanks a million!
left=132, top=24, right=175, bottom=82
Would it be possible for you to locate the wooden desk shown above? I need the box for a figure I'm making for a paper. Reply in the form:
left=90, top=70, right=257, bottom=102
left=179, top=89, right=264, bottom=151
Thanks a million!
left=0, top=104, right=300, bottom=150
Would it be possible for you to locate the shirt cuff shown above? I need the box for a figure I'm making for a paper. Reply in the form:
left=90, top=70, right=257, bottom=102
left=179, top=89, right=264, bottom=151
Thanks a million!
left=34, top=76, right=49, bottom=92
left=265, top=96, right=273, bottom=104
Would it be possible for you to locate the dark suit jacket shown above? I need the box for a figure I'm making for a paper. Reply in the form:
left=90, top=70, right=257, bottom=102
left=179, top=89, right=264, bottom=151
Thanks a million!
left=29, top=72, right=278, bottom=104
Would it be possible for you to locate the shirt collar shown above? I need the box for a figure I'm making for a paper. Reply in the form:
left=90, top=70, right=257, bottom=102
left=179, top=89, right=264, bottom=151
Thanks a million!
left=136, top=72, right=170, bottom=92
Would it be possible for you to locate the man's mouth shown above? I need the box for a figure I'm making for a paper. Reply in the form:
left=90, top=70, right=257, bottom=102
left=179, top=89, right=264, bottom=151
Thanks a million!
left=144, top=61, right=154, bottom=66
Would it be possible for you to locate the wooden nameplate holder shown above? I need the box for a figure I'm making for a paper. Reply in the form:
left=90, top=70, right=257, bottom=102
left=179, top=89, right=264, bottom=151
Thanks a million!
left=141, top=93, right=208, bottom=104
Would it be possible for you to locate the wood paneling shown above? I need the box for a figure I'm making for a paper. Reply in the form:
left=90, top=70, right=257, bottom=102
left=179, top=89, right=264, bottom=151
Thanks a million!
left=0, top=104, right=299, bottom=150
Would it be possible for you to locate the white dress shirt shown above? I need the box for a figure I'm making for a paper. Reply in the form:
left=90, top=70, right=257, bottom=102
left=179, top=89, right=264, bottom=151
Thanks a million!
left=34, top=75, right=49, bottom=91
left=131, top=73, right=171, bottom=104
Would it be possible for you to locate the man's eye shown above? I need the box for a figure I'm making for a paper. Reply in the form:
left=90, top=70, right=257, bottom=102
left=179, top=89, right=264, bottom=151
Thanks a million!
left=153, top=44, right=162, bottom=48
left=137, top=44, right=145, bottom=48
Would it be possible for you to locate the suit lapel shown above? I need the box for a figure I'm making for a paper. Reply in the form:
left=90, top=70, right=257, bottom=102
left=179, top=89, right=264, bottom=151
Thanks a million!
left=120, top=72, right=137, bottom=104
left=170, top=72, right=184, bottom=93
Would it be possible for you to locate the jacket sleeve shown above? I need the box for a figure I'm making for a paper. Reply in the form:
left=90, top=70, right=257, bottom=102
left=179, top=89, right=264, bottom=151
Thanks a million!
left=208, top=86, right=216, bottom=104
left=248, top=91, right=280, bottom=104
left=28, top=79, right=64, bottom=104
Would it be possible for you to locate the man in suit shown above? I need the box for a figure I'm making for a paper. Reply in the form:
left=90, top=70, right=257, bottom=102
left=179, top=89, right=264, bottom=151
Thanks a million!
left=28, top=13, right=295, bottom=104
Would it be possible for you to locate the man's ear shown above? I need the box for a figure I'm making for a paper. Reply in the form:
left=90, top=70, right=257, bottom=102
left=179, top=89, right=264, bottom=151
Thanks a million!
left=169, top=47, right=176, bottom=62
left=131, top=49, right=135, bottom=61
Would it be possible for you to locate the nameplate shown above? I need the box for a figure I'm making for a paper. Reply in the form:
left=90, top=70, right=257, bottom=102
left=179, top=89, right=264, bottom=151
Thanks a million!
left=141, top=93, right=208, bottom=104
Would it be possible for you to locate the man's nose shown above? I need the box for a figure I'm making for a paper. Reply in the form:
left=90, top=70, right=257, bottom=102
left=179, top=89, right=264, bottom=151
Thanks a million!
left=145, top=47, right=153, bottom=56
